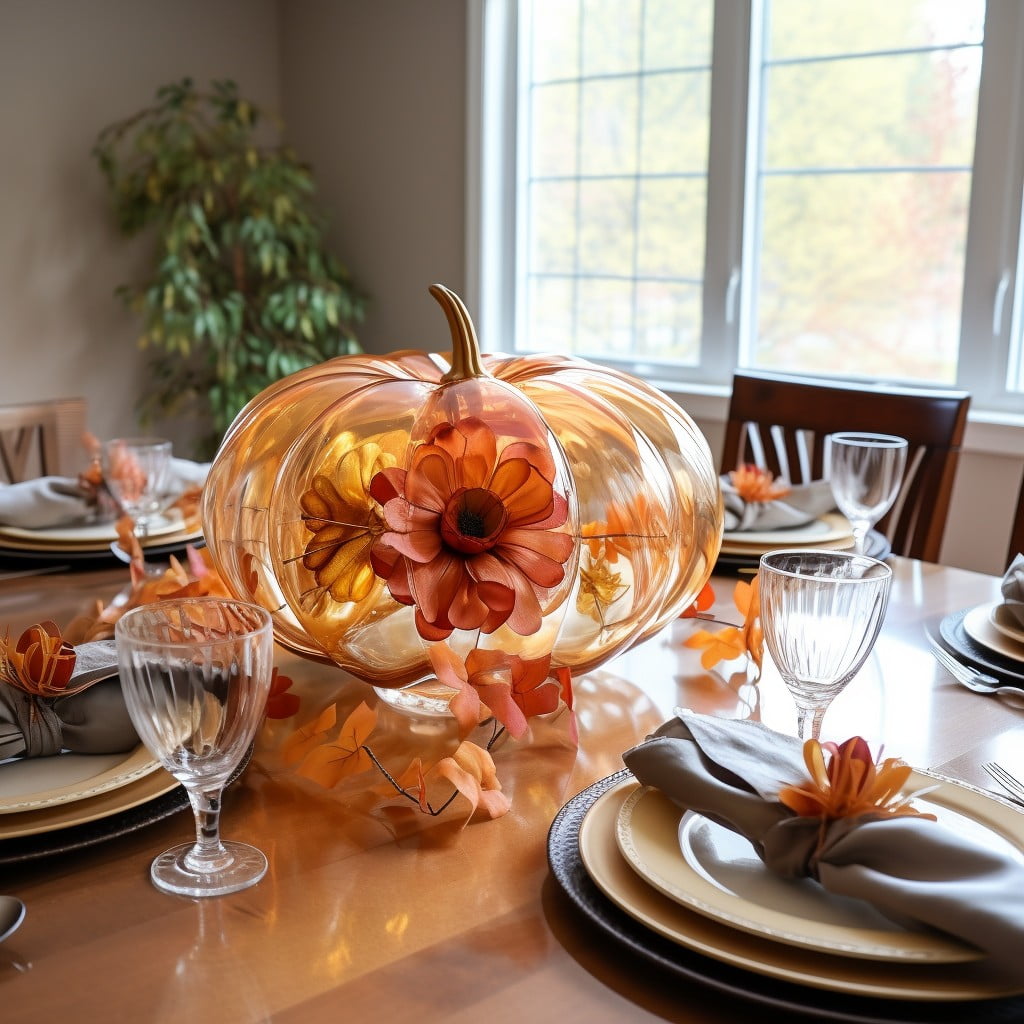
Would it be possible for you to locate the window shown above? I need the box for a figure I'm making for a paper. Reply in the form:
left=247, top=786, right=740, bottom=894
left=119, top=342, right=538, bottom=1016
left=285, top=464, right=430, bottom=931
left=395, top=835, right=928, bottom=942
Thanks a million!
left=469, top=0, right=1024, bottom=417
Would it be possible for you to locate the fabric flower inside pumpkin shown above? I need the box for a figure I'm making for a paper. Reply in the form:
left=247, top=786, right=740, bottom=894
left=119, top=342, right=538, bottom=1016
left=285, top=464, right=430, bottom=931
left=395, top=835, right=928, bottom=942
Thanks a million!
left=369, top=416, right=574, bottom=641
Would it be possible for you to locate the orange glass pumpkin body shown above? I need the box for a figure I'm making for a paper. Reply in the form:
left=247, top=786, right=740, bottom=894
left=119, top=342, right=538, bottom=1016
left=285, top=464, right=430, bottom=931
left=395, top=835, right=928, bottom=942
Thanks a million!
left=202, top=286, right=723, bottom=689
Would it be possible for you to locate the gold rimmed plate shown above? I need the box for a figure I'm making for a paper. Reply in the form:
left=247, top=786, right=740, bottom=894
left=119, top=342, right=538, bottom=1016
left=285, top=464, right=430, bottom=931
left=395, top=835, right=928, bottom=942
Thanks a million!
left=0, top=744, right=161, bottom=814
left=613, top=782, right=999, bottom=964
left=576, top=778, right=1024, bottom=1003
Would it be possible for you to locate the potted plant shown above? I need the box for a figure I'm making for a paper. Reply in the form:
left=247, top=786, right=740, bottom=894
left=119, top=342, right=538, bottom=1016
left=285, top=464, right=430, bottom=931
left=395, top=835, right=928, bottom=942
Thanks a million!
left=93, top=78, right=367, bottom=457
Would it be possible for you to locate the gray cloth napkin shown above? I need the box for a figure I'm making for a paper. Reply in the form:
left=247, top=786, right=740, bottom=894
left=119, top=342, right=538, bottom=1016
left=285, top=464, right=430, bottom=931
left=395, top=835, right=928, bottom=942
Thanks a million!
left=0, top=459, right=208, bottom=531
left=623, top=710, right=1024, bottom=975
left=0, top=477, right=95, bottom=529
left=721, top=476, right=836, bottom=532
left=1000, top=553, right=1024, bottom=629
left=0, top=639, right=137, bottom=759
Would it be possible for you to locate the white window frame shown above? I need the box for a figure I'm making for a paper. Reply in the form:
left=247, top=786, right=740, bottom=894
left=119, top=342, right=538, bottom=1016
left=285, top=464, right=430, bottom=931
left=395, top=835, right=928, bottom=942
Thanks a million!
left=465, top=0, right=1024, bottom=451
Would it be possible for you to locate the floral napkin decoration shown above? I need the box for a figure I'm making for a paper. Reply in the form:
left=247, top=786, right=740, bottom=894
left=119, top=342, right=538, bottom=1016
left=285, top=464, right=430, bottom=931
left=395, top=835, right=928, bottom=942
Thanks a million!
left=729, top=464, right=790, bottom=504
left=0, top=622, right=79, bottom=698
left=625, top=712, right=1024, bottom=971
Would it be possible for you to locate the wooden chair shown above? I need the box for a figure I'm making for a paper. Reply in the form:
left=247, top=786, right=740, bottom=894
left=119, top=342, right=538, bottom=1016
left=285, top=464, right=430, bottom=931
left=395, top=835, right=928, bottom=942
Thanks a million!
left=721, top=370, right=970, bottom=563
left=0, top=398, right=88, bottom=484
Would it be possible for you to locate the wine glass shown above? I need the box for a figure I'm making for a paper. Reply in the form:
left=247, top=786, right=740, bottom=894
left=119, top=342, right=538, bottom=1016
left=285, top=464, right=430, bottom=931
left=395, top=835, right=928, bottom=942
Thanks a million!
left=103, top=437, right=173, bottom=540
left=758, top=549, right=892, bottom=741
left=828, top=432, right=908, bottom=555
left=115, top=597, right=274, bottom=897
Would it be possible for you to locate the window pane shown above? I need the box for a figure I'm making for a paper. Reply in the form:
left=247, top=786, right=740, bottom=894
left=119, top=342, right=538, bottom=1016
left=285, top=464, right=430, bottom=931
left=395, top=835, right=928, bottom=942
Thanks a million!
left=768, top=0, right=984, bottom=59
left=530, top=82, right=579, bottom=178
left=578, top=179, right=635, bottom=277
left=636, top=178, right=706, bottom=279
left=747, top=0, right=983, bottom=385
left=580, top=78, right=639, bottom=175
left=635, top=281, right=702, bottom=363
left=522, top=276, right=576, bottom=353
left=753, top=171, right=969, bottom=382
left=530, top=0, right=580, bottom=82
left=763, top=51, right=981, bottom=169
left=640, top=71, right=710, bottom=174
left=581, top=0, right=641, bottom=76
left=528, top=181, right=577, bottom=274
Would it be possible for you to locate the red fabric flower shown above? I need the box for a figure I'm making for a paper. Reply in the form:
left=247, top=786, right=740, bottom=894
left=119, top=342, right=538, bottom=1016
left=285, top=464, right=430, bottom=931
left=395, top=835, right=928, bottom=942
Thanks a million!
left=369, top=417, right=574, bottom=640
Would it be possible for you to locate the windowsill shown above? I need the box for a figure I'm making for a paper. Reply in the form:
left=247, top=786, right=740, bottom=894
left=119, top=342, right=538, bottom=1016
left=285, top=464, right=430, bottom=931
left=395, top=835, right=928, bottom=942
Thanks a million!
left=655, top=381, right=1024, bottom=460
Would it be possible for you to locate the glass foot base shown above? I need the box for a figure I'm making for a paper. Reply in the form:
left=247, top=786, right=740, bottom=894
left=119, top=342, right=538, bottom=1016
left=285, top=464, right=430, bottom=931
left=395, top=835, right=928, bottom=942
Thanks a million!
left=373, top=678, right=455, bottom=717
left=151, top=840, right=267, bottom=898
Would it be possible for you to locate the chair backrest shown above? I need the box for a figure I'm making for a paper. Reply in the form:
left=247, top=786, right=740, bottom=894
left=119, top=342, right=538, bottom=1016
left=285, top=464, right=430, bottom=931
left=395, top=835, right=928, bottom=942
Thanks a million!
left=0, top=399, right=88, bottom=484
left=721, top=371, right=970, bottom=563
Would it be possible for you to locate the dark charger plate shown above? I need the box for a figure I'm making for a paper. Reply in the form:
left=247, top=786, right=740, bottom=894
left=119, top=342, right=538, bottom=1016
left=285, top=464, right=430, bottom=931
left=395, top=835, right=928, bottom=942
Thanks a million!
left=546, top=769, right=1024, bottom=1024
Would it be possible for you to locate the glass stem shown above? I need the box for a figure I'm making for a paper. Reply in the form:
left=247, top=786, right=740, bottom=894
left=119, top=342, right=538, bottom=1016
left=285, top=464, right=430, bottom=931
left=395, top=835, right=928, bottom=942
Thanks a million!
left=184, top=787, right=231, bottom=873
left=795, top=705, right=828, bottom=741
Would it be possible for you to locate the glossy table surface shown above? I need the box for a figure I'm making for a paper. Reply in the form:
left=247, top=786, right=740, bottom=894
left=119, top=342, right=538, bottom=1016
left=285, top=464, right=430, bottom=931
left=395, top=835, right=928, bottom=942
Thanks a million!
left=1, top=557, right=1022, bottom=1023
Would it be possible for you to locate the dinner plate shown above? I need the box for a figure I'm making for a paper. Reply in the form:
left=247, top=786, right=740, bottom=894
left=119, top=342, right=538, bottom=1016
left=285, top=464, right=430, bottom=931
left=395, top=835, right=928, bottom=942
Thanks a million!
left=721, top=512, right=853, bottom=548
left=989, top=603, right=1024, bottom=646
left=615, top=784, right=996, bottom=963
left=0, top=513, right=183, bottom=547
left=0, top=762, right=178, bottom=839
left=550, top=771, right=1024, bottom=1021
left=716, top=529, right=890, bottom=574
left=963, top=603, right=1024, bottom=664
left=937, top=609, right=1024, bottom=686
left=0, top=744, right=160, bottom=813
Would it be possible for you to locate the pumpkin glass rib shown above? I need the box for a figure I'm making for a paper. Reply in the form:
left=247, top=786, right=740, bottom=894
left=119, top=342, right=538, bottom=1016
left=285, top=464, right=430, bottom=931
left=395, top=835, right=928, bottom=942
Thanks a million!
left=201, top=286, right=723, bottom=690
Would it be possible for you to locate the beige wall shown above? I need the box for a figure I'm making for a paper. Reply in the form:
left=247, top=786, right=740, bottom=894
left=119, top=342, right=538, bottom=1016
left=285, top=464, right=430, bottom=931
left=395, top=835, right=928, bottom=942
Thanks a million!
left=280, top=0, right=467, bottom=356
left=0, top=0, right=1015, bottom=573
left=0, top=0, right=280, bottom=454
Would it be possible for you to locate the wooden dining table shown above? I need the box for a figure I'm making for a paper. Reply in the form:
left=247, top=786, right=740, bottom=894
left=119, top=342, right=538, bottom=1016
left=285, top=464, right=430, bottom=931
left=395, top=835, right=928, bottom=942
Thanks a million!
left=2, top=556, right=1022, bottom=1023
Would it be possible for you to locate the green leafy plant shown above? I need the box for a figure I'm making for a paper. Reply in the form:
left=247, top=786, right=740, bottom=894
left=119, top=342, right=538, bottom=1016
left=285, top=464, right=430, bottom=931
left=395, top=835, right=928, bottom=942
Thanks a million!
left=93, top=78, right=366, bottom=457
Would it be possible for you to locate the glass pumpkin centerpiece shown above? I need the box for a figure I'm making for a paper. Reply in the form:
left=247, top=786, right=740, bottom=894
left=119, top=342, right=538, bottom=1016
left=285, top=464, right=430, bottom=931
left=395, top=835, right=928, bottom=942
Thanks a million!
left=202, top=285, right=723, bottom=700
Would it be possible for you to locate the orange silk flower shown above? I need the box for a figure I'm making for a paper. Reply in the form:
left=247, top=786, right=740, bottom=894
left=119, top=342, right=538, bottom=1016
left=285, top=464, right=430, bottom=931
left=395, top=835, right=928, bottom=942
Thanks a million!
left=683, top=575, right=763, bottom=672
left=369, top=417, right=574, bottom=641
left=0, top=621, right=77, bottom=697
left=729, top=464, right=790, bottom=503
left=778, top=736, right=936, bottom=823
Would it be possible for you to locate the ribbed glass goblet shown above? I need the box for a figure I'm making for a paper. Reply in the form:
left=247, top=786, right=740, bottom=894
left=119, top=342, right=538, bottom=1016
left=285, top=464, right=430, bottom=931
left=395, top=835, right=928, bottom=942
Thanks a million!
left=115, top=597, right=274, bottom=897
left=758, top=549, right=892, bottom=741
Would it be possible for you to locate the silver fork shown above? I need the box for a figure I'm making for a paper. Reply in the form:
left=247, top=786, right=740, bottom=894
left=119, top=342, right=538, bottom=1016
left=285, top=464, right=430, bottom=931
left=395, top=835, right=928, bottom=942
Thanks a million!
left=925, top=633, right=1024, bottom=702
left=982, top=762, right=1024, bottom=804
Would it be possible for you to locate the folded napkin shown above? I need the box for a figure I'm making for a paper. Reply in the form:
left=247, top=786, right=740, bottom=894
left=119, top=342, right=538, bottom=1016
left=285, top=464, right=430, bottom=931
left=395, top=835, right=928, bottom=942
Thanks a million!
left=1001, top=553, right=1024, bottom=629
left=0, top=459, right=209, bottom=531
left=623, top=711, right=1024, bottom=974
left=0, top=639, right=137, bottom=759
left=721, top=476, right=836, bottom=533
left=0, top=477, right=96, bottom=530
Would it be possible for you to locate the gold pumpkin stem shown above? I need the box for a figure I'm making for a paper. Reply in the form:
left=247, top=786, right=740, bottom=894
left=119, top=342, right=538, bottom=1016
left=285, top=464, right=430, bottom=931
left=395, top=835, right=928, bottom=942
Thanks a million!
left=430, top=283, right=489, bottom=383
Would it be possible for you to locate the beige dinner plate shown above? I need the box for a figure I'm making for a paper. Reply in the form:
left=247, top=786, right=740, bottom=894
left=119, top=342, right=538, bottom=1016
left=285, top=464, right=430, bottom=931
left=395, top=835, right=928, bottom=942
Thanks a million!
left=615, top=781, right=1007, bottom=963
left=0, top=513, right=184, bottom=547
left=0, top=765, right=178, bottom=839
left=0, top=744, right=162, bottom=814
left=719, top=512, right=854, bottom=553
left=580, top=780, right=1024, bottom=1001
left=989, top=603, right=1024, bottom=646
left=963, top=602, right=1024, bottom=663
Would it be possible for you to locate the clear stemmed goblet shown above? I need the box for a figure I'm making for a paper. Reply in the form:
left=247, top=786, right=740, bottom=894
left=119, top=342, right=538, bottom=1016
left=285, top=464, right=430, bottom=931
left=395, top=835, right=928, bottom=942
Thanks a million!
left=828, top=432, right=908, bottom=555
left=115, top=597, right=274, bottom=897
left=758, top=549, right=893, bottom=741
left=103, top=437, right=173, bottom=541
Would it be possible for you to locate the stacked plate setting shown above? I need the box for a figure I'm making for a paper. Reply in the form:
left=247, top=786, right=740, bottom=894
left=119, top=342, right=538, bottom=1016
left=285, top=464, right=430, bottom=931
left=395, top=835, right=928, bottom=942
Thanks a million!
left=550, top=768, right=1024, bottom=1018
left=0, top=511, right=202, bottom=564
left=938, top=600, right=1024, bottom=687
left=0, top=745, right=178, bottom=857
left=717, top=514, right=891, bottom=572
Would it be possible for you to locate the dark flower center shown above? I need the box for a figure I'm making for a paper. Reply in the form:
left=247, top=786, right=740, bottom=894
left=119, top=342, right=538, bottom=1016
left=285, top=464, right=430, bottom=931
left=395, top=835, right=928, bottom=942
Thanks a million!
left=441, top=487, right=509, bottom=554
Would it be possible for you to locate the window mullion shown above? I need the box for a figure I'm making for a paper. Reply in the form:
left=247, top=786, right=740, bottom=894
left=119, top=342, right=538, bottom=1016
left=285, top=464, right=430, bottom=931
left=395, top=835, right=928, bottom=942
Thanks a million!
left=958, top=0, right=1024, bottom=410
left=700, top=0, right=752, bottom=384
